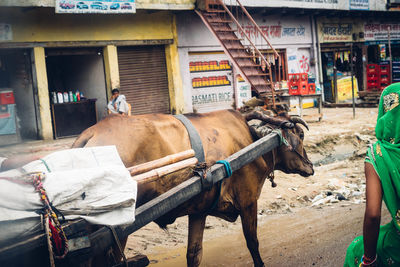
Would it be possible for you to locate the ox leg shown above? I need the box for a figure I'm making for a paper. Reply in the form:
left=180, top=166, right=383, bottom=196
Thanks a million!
left=240, top=203, right=264, bottom=267
left=187, top=214, right=207, bottom=267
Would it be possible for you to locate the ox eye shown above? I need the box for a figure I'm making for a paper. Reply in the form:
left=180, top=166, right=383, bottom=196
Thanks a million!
left=300, top=132, right=304, bottom=140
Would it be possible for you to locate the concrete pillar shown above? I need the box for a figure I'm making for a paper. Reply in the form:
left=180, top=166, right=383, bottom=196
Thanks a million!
left=32, top=47, right=52, bottom=140
left=103, top=45, right=120, bottom=99
left=165, top=14, right=184, bottom=114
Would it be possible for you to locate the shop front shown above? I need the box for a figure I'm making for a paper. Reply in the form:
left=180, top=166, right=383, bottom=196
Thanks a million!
left=118, top=45, right=171, bottom=115
left=0, top=48, right=38, bottom=145
left=317, top=18, right=364, bottom=103
left=177, top=11, right=316, bottom=113
left=363, top=22, right=400, bottom=90
left=45, top=47, right=107, bottom=138
left=0, top=7, right=184, bottom=140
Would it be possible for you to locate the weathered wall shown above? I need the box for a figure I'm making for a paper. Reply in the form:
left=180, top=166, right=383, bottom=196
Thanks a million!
left=32, top=47, right=52, bottom=140
left=177, top=11, right=316, bottom=113
left=103, top=45, right=120, bottom=99
left=177, top=12, right=313, bottom=49
left=0, top=7, right=184, bottom=139
left=0, top=0, right=195, bottom=10
left=231, top=0, right=387, bottom=11
left=0, top=8, right=174, bottom=43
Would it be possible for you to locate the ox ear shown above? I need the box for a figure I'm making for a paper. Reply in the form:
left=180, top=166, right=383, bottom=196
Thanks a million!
left=289, top=116, right=309, bottom=131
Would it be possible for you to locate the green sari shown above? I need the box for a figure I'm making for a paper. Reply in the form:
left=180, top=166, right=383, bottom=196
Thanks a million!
left=344, top=83, right=400, bottom=267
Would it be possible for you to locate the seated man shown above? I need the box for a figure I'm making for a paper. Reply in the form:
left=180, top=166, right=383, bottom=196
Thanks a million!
left=107, top=88, right=130, bottom=115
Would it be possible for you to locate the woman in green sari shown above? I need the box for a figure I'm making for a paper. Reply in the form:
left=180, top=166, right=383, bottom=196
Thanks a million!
left=344, top=83, right=400, bottom=267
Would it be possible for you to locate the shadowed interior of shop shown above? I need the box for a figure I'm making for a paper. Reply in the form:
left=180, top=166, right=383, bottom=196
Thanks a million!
left=0, top=49, right=38, bottom=146
left=45, top=48, right=107, bottom=138
left=321, top=45, right=362, bottom=103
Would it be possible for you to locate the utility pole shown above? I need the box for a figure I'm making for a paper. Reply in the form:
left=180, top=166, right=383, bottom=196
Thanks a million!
left=388, top=25, right=393, bottom=84
left=351, top=43, right=355, bottom=119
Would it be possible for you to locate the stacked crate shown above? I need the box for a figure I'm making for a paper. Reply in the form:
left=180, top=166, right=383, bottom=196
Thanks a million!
left=288, top=73, right=309, bottom=95
left=379, top=62, right=390, bottom=91
left=367, top=64, right=379, bottom=91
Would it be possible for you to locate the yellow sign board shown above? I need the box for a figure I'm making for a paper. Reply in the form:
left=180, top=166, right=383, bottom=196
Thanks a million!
left=336, top=76, right=358, bottom=102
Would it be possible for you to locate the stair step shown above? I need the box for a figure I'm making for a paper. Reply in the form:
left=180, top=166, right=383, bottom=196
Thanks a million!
left=247, top=73, right=269, bottom=76
left=236, top=60, right=261, bottom=67
left=219, top=36, right=242, bottom=41
left=215, top=28, right=236, bottom=32
left=207, top=9, right=226, bottom=13
left=254, top=87, right=272, bottom=94
left=248, top=79, right=269, bottom=86
left=224, top=43, right=245, bottom=49
left=208, top=18, right=233, bottom=23
left=231, top=53, right=256, bottom=58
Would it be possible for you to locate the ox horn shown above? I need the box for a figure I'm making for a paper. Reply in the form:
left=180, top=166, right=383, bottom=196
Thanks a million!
left=290, top=116, right=309, bottom=130
left=245, top=111, right=294, bottom=129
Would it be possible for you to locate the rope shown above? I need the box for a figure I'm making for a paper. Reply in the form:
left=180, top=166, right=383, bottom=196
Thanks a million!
left=271, top=129, right=289, bottom=147
left=216, top=160, right=232, bottom=177
left=108, top=226, right=128, bottom=267
left=40, top=159, right=51, bottom=172
left=31, top=172, right=69, bottom=261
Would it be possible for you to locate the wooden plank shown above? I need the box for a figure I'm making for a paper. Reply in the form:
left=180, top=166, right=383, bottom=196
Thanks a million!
left=133, top=158, right=198, bottom=184
left=0, top=219, right=87, bottom=263
left=128, top=149, right=195, bottom=176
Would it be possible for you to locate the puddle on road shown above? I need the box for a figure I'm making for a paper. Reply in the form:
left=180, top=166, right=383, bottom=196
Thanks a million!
left=307, top=135, right=372, bottom=167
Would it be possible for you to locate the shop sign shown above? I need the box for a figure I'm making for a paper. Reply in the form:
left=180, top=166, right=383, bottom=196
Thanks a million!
left=189, top=53, right=234, bottom=113
left=349, top=0, right=369, bottom=10
left=238, top=23, right=308, bottom=44
left=364, top=23, right=400, bottom=41
left=319, top=23, right=353, bottom=43
left=239, top=0, right=339, bottom=10
left=0, top=24, right=12, bottom=41
left=236, top=75, right=252, bottom=108
left=336, top=76, right=358, bottom=102
left=56, top=0, right=136, bottom=14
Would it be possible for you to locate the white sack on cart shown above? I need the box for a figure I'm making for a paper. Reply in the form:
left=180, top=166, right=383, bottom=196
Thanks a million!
left=0, top=146, right=137, bottom=246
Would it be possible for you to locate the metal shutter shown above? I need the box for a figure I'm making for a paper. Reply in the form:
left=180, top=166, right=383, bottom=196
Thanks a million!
left=118, top=46, right=170, bottom=115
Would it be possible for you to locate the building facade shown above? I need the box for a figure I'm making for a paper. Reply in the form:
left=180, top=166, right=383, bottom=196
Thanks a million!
left=177, top=10, right=318, bottom=112
left=0, top=1, right=195, bottom=142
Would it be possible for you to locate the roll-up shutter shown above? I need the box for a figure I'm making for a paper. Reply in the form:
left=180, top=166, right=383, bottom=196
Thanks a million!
left=118, top=46, right=170, bottom=115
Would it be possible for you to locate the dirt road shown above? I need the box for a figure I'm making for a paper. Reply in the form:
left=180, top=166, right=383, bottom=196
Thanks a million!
left=145, top=204, right=390, bottom=266
left=125, top=107, right=388, bottom=266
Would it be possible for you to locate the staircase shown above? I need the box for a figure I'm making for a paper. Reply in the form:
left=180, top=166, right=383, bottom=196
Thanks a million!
left=196, top=0, right=281, bottom=108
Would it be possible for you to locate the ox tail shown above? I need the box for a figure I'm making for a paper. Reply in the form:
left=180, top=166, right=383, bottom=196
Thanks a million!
left=71, top=128, right=94, bottom=148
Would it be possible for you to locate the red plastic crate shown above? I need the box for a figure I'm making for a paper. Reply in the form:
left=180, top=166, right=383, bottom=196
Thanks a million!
left=380, top=76, right=390, bottom=83
left=367, top=73, right=379, bottom=79
left=288, top=74, right=300, bottom=95
left=367, top=65, right=379, bottom=75
left=379, top=65, right=389, bottom=75
left=308, top=83, right=316, bottom=94
left=299, top=81, right=309, bottom=95
left=288, top=73, right=309, bottom=95
left=0, top=90, right=15, bottom=105
left=299, top=73, right=308, bottom=81
left=289, top=83, right=300, bottom=95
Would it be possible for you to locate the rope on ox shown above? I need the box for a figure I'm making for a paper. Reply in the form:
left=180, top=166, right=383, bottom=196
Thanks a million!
left=31, top=172, right=69, bottom=267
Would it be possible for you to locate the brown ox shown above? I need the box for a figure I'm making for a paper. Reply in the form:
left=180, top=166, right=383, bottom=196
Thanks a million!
left=72, top=109, right=313, bottom=267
